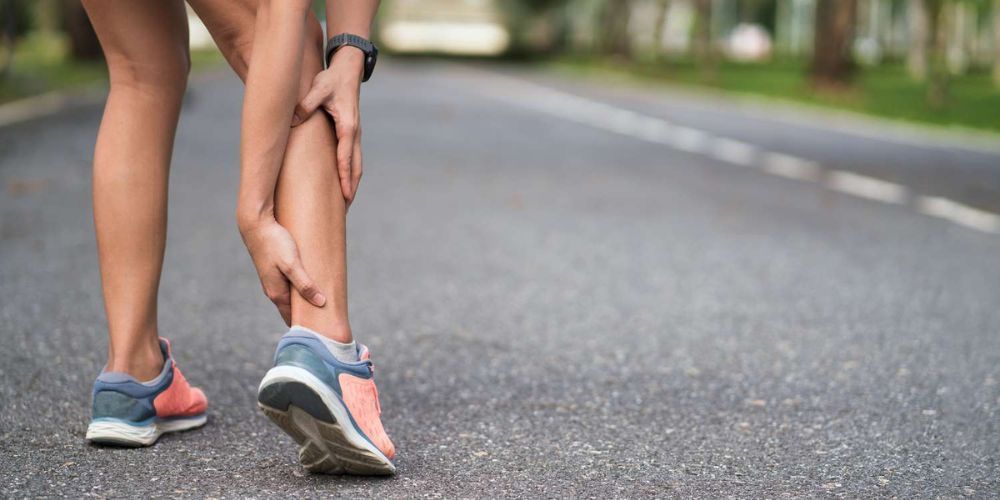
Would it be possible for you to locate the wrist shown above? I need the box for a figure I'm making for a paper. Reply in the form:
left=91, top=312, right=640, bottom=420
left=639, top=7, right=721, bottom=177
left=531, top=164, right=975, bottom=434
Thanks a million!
left=328, top=47, right=365, bottom=80
left=236, top=202, right=276, bottom=234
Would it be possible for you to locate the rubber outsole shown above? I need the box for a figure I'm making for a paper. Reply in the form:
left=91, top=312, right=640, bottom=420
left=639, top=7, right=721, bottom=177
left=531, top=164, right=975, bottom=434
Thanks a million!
left=86, top=414, right=207, bottom=447
left=258, top=366, right=395, bottom=476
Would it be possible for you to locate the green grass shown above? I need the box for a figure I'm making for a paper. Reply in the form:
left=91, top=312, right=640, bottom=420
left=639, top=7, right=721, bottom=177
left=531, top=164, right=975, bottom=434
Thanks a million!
left=0, top=31, right=226, bottom=104
left=551, top=56, right=1000, bottom=133
left=0, top=31, right=107, bottom=102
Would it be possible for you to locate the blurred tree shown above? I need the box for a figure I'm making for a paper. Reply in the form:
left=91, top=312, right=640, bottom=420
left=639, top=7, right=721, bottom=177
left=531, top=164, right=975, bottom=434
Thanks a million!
left=62, top=0, right=100, bottom=60
left=811, top=0, right=858, bottom=87
left=1, top=0, right=35, bottom=76
left=924, top=0, right=948, bottom=106
left=907, top=0, right=929, bottom=80
left=599, top=0, right=634, bottom=59
left=994, top=0, right=1000, bottom=85
left=693, top=0, right=716, bottom=80
left=652, top=0, right=671, bottom=61
left=503, top=0, right=572, bottom=54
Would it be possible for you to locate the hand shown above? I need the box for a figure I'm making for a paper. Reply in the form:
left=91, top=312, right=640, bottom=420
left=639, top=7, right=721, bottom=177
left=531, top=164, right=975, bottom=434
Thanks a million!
left=293, top=48, right=365, bottom=208
left=238, top=217, right=326, bottom=325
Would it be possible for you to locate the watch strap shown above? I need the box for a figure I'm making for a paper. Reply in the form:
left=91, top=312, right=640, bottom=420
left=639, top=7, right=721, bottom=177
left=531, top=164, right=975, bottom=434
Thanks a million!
left=325, top=33, right=378, bottom=82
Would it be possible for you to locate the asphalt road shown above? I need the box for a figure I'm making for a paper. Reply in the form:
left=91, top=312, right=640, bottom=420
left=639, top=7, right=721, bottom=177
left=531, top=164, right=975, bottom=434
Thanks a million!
left=1, top=59, right=999, bottom=498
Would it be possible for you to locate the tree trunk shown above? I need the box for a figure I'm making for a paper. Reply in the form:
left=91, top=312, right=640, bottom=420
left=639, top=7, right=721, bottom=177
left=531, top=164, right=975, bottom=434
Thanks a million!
left=693, top=0, right=716, bottom=81
left=810, top=0, right=858, bottom=88
left=600, top=0, right=633, bottom=59
left=907, top=0, right=928, bottom=80
left=924, top=0, right=948, bottom=107
left=993, top=0, right=1000, bottom=86
left=62, top=0, right=102, bottom=60
left=652, top=0, right=671, bottom=61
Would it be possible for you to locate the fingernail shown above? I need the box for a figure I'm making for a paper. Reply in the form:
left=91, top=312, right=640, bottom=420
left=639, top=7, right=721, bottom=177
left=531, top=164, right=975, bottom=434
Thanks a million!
left=314, top=293, right=327, bottom=306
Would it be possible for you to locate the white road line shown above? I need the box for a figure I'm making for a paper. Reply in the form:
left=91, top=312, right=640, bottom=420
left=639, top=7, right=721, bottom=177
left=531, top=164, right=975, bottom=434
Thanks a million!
left=710, top=138, right=757, bottom=166
left=470, top=70, right=1000, bottom=235
left=826, top=170, right=909, bottom=205
left=635, top=116, right=675, bottom=144
left=761, top=153, right=822, bottom=182
left=0, top=92, right=75, bottom=128
left=671, top=126, right=710, bottom=153
left=917, top=196, right=1000, bottom=234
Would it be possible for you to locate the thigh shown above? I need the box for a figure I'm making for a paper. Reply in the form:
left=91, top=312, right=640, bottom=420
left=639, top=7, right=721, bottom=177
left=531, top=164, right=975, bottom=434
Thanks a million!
left=189, top=0, right=324, bottom=82
left=187, top=0, right=256, bottom=79
left=82, top=0, right=190, bottom=86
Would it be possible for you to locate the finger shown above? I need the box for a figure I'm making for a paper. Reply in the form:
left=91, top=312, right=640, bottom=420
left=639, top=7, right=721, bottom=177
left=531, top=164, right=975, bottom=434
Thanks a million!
left=351, top=131, right=363, bottom=200
left=277, top=301, right=292, bottom=326
left=263, top=279, right=293, bottom=324
left=336, top=121, right=356, bottom=204
left=293, top=83, right=326, bottom=127
left=282, top=258, right=327, bottom=307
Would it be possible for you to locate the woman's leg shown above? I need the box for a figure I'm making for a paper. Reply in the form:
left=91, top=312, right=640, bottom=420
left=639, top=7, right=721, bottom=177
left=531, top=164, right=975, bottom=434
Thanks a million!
left=82, top=0, right=190, bottom=380
left=275, top=28, right=352, bottom=342
left=193, top=2, right=353, bottom=342
left=194, top=3, right=394, bottom=469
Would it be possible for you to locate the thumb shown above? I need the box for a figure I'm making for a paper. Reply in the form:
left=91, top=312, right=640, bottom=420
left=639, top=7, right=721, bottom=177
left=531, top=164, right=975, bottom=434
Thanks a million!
left=282, top=258, right=327, bottom=307
left=292, top=86, right=325, bottom=127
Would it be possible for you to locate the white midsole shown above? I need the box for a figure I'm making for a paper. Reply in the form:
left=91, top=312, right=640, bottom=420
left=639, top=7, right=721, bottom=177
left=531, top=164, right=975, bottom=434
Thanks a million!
left=86, top=415, right=207, bottom=446
left=258, top=365, right=391, bottom=466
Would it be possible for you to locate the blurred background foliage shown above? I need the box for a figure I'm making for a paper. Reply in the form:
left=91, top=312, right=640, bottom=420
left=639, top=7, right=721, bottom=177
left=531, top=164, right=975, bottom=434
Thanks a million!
left=2, top=0, right=999, bottom=130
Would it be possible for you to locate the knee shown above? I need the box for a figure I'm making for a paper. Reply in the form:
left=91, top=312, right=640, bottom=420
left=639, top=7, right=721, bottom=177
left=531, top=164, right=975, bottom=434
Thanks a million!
left=213, top=27, right=254, bottom=79
left=106, top=49, right=190, bottom=98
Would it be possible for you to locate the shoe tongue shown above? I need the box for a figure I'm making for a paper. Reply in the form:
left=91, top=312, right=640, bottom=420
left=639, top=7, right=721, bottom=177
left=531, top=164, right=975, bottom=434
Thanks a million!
left=358, top=344, right=370, bottom=361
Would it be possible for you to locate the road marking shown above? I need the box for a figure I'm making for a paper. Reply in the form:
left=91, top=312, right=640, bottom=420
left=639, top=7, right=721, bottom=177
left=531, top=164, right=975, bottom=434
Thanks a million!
left=671, top=126, right=710, bottom=153
left=636, top=116, right=675, bottom=143
left=470, top=70, right=999, bottom=235
left=1, top=92, right=77, bottom=128
left=916, top=196, right=1000, bottom=234
left=761, top=153, right=822, bottom=181
left=827, top=171, right=909, bottom=205
left=710, top=138, right=757, bottom=166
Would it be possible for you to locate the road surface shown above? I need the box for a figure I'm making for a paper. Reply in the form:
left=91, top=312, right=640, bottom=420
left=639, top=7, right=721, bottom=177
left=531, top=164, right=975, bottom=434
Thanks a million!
left=1, top=60, right=998, bottom=498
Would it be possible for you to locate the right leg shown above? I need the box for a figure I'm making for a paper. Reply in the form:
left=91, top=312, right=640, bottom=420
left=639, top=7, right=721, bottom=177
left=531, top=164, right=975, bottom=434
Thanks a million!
left=83, top=0, right=190, bottom=380
left=193, top=3, right=395, bottom=472
left=192, top=0, right=351, bottom=340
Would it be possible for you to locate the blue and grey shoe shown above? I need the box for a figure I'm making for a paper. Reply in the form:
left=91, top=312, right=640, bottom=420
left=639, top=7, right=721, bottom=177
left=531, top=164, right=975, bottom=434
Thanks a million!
left=258, top=327, right=396, bottom=475
left=86, top=338, right=208, bottom=447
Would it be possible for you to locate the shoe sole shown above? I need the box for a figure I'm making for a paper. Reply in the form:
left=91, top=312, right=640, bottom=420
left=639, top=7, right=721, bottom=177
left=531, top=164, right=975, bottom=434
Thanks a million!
left=257, top=365, right=395, bottom=475
left=86, top=415, right=207, bottom=447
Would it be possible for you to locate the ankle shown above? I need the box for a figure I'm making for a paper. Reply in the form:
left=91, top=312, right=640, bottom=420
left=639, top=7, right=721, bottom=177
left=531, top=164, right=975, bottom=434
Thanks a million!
left=293, top=320, right=352, bottom=344
left=107, top=340, right=164, bottom=381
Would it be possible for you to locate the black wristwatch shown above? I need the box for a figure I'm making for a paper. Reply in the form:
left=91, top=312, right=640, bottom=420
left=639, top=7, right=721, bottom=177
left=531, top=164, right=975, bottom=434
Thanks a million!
left=325, top=33, right=378, bottom=82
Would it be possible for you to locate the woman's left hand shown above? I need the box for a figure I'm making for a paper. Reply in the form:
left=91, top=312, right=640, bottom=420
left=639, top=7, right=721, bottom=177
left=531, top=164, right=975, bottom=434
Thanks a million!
left=292, top=48, right=366, bottom=208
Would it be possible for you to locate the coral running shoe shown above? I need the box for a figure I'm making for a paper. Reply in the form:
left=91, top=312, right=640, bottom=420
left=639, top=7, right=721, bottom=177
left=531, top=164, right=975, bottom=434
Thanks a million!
left=86, top=338, right=208, bottom=447
left=257, top=328, right=396, bottom=475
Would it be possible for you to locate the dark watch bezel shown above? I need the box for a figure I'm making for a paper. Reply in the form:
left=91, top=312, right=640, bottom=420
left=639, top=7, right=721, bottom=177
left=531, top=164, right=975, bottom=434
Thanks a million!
left=325, top=33, right=378, bottom=82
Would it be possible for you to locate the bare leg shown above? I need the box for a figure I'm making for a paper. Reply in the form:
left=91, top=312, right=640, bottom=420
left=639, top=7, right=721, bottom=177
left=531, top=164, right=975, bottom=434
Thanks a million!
left=82, top=0, right=190, bottom=380
left=276, top=105, right=352, bottom=342
left=192, top=2, right=353, bottom=342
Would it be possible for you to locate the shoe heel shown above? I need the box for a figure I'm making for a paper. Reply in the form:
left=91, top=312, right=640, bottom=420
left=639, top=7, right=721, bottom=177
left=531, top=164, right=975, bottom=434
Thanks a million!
left=258, top=372, right=336, bottom=423
left=86, top=419, right=159, bottom=447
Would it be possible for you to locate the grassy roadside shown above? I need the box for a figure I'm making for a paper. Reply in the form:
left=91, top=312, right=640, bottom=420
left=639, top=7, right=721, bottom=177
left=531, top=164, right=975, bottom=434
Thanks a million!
left=0, top=32, right=226, bottom=104
left=550, top=56, right=1000, bottom=133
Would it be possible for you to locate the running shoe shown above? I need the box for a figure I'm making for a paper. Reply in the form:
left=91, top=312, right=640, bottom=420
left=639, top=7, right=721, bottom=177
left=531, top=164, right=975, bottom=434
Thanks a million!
left=86, top=338, right=208, bottom=446
left=257, top=328, right=396, bottom=475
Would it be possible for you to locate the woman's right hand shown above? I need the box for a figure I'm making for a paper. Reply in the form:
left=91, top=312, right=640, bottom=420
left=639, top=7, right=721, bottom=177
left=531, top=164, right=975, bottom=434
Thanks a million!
left=238, top=217, right=326, bottom=325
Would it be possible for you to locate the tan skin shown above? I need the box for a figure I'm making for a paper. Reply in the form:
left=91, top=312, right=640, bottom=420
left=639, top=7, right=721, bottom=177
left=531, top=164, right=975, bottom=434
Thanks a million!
left=82, top=0, right=377, bottom=380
